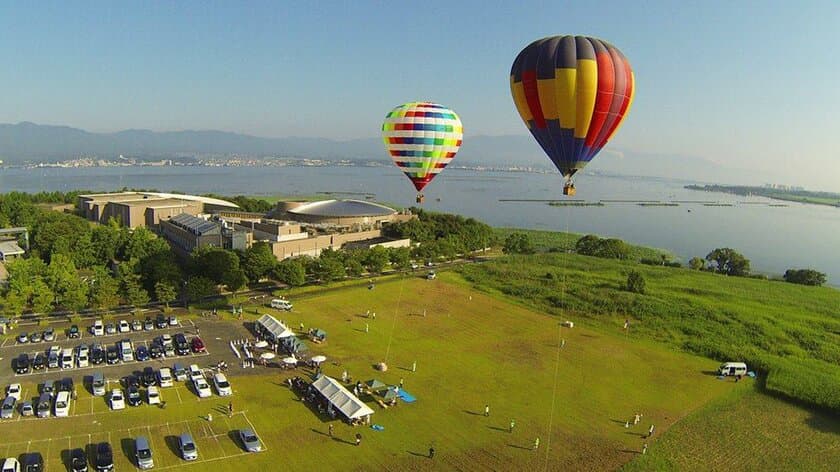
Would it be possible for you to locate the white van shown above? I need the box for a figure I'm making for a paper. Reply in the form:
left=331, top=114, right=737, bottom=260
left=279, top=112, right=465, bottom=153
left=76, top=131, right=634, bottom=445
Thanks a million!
left=719, top=362, right=748, bottom=377
left=270, top=298, right=293, bottom=310
left=61, top=348, right=74, bottom=369
left=77, top=344, right=90, bottom=368
left=158, top=368, right=173, bottom=388
left=120, top=340, right=134, bottom=362
left=54, top=391, right=70, bottom=417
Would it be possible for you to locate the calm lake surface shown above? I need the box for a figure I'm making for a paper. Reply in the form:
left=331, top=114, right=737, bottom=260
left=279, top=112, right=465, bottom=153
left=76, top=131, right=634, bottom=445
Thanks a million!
left=2, top=165, right=838, bottom=285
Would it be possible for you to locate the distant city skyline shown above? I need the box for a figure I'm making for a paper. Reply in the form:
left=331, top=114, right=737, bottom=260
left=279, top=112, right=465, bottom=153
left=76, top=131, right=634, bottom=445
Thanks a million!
left=0, top=1, right=838, bottom=189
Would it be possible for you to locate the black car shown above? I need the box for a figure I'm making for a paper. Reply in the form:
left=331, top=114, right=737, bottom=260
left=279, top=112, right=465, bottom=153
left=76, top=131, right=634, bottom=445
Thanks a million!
left=155, top=314, right=168, bottom=329
left=106, top=346, right=120, bottom=365
left=68, top=325, right=81, bottom=339
left=91, top=346, right=105, bottom=365
left=142, top=367, right=156, bottom=387
left=59, top=377, right=74, bottom=393
left=124, top=375, right=141, bottom=389
left=15, top=353, right=31, bottom=374
left=126, top=386, right=142, bottom=406
left=95, top=442, right=114, bottom=471
left=135, top=345, right=150, bottom=362
left=22, top=452, right=44, bottom=472
left=70, top=447, right=88, bottom=472
left=32, top=353, right=46, bottom=371
left=41, top=380, right=55, bottom=396
left=149, top=343, right=163, bottom=359
left=174, top=333, right=190, bottom=355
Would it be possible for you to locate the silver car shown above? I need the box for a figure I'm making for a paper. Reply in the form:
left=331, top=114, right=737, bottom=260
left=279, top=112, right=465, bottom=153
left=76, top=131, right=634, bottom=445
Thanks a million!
left=1, top=396, right=16, bottom=419
left=178, top=433, right=198, bottom=461
left=238, top=429, right=261, bottom=452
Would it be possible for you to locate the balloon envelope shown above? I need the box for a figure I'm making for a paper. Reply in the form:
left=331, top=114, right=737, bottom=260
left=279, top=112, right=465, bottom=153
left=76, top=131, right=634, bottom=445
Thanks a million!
left=510, top=35, right=635, bottom=179
left=382, top=102, right=463, bottom=192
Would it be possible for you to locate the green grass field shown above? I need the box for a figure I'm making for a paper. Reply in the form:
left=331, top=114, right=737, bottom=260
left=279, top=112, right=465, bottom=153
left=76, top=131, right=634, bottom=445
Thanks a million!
left=2, top=275, right=739, bottom=471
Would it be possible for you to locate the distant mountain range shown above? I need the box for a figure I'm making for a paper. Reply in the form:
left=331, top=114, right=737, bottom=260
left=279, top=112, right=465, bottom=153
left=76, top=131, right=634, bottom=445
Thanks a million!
left=0, top=121, right=781, bottom=185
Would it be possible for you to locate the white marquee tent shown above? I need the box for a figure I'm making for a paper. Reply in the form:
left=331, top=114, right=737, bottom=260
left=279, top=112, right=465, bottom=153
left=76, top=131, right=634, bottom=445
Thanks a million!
left=312, top=375, right=374, bottom=421
left=255, top=314, right=294, bottom=342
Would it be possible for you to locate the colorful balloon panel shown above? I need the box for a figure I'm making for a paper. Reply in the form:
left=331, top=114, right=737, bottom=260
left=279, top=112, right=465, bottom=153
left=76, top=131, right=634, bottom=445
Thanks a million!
left=382, top=102, right=463, bottom=192
left=510, top=36, right=634, bottom=179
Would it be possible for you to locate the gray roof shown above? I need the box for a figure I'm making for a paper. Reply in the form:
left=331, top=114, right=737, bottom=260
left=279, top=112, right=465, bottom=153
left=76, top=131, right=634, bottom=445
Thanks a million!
left=256, top=314, right=294, bottom=339
left=168, top=213, right=220, bottom=235
left=0, top=241, right=25, bottom=256
left=288, top=199, right=396, bottom=218
left=312, top=375, right=375, bottom=419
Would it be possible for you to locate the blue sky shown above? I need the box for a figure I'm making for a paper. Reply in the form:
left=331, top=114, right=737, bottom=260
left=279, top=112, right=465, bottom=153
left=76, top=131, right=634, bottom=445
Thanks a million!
left=0, top=1, right=838, bottom=188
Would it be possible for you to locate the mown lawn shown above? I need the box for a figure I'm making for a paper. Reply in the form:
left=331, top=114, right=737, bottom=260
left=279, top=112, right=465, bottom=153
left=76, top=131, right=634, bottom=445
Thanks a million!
left=2, top=275, right=733, bottom=471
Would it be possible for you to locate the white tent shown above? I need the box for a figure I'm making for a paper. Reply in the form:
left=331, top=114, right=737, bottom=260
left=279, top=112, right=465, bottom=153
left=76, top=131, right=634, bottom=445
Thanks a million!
left=312, top=375, right=374, bottom=420
left=255, top=314, right=294, bottom=342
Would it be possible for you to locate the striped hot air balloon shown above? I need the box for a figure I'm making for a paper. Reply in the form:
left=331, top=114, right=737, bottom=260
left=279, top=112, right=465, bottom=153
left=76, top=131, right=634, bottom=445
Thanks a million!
left=510, top=36, right=635, bottom=195
left=382, top=102, right=463, bottom=203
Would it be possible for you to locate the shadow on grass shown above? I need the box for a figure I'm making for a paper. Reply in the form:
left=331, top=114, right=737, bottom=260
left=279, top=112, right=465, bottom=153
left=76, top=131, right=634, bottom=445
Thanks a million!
left=609, top=418, right=628, bottom=425
left=59, top=449, right=72, bottom=471
left=624, top=431, right=646, bottom=437
left=619, top=449, right=641, bottom=454
left=406, top=450, right=428, bottom=457
left=228, top=430, right=243, bottom=451
left=397, top=366, right=413, bottom=372
left=462, top=410, right=482, bottom=416
left=701, top=370, right=721, bottom=376
left=507, top=444, right=532, bottom=450
left=310, top=428, right=330, bottom=437
left=332, top=436, right=356, bottom=446
left=805, top=414, right=840, bottom=435
left=164, top=435, right=181, bottom=458
left=487, top=426, right=508, bottom=432
left=119, top=437, right=134, bottom=466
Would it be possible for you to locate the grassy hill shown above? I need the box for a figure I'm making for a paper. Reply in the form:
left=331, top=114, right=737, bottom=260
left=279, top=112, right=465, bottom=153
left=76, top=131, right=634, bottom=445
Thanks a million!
left=457, top=252, right=840, bottom=413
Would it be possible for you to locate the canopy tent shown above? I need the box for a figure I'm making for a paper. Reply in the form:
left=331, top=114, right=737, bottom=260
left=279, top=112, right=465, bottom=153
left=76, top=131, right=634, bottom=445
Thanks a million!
left=310, top=329, right=327, bottom=341
left=255, top=314, right=294, bottom=342
left=281, top=336, right=308, bottom=354
left=381, top=387, right=398, bottom=401
left=365, top=379, right=387, bottom=391
left=312, top=375, right=375, bottom=421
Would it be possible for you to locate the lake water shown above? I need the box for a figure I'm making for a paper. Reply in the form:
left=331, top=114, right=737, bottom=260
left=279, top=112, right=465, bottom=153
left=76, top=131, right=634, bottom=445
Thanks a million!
left=2, top=165, right=838, bottom=285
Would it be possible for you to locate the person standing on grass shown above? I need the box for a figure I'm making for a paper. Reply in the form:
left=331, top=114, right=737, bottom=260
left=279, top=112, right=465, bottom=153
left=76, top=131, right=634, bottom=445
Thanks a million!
left=207, top=413, right=213, bottom=422
left=533, top=437, right=540, bottom=450
left=634, top=413, right=641, bottom=425
left=429, top=447, right=435, bottom=459
left=647, top=424, right=655, bottom=438
left=329, top=424, right=334, bottom=437
left=412, top=361, right=417, bottom=372
left=484, top=404, right=490, bottom=417
left=355, top=433, right=362, bottom=446
left=365, top=323, right=369, bottom=333
left=399, top=378, right=404, bottom=388
left=228, top=401, right=233, bottom=417
left=509, top=419, right=515, bottom=433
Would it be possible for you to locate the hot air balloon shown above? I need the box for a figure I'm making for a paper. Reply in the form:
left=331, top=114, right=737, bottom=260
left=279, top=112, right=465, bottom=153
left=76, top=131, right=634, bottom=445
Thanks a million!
left=382, top=102, right=463, bottom=203
left=510, top=36, right=635, bottom=195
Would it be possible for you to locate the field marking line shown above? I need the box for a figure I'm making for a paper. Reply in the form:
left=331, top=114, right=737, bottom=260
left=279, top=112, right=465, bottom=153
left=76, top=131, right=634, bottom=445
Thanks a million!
left=153, top=451, right=249, bottom=471
left=44, top=434, right=53, bottom=470
left=26, top=439, right=31, bottom=452
left=240, top=412, right=267, bottom=452
left=175, top=385, right=183, bottom=404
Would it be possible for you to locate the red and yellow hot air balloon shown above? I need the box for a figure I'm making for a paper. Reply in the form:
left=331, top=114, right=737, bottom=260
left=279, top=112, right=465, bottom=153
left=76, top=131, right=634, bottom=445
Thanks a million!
left=510, top=35, right=635, bottom=195
left=382, top=102, right=463, bottom=203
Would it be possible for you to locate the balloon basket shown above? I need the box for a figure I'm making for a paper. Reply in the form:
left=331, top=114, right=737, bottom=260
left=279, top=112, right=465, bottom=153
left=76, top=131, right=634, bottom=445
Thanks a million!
left=563, top=185, right=576, bottom=196
left=416, top=194, right=425, bottom=204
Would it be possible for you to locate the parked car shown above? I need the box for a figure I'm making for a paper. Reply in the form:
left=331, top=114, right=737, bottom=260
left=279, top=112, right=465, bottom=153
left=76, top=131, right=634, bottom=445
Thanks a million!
left=1, top=396, right=16, bottom=419
left=158, top=368, right=173, bottom=387
left=36, top=393, right=51, bottom=418
left=109, top=389, right=125, bottom=410
left=92, top=320, right=104, bottom=336
left=19, top=401, right=34, bottom=417
left=118, top=320, right=130, bottom=333
left=106, top=346, right=120, bottom=365
left=48, top=351, right=59, bottom=369
left=54, top=391, right=70, bottom=417
left=91, top=345, right=105, bottom=365
left=174, top=334, right=190, bottom=355
left=135, top=436, right=154, bottom=469
left=14, top=354, right=31, bottom=374
left=135, top=346, right=150, bottom=362
left=16, top=332, right=28, bottom=344
left=77, top=344, right=90, bottom=368
left=238, top=428, right=262, bottom=452
left=1, top=458, right=19, bottom=472
left=269, top=299, right=292, bottom=310
left=92, top=372, right=106, bottom=396
left=149, top=343, right=163, bottom=359
left=32, top=354, right=46, bottom=371
left=105, top=323, right=116, bottom=335
left=29, top=331, right=42, bottom=343
left=191, top=337, right=206, bottom=353
left=41, top=380, right=55, bottom=396
left=173, top=363, right=187, bottom=382
left=1, top=458, right=20, bottom=472
left=68, top=325, right=81, bottom=339
left=43, top=328, right=55, bottom=341
left=20, top=453, right=43, bottom=472
left=155, top=314, right=167, bottom=329
left=60, top=348, right=74, bottom=369
left=126, top=386, right=142, bottom=407
left=69, top=448, right=88, bottom=472
left=6, top=384, right=22, bottom=401
left=178, top=433, right=198, bottom=461
left=58, top=377, right=74, bottom=394
left=168, top=315, right=178, bottom=326
left=131, top=319, right=143, bottom=331
left=142, top=367, right=156, bottom=387
left=193, top=378, right=212, bottom=398
left=124, top=375, right=141, bottom=389
left=95, top=442, right=114, bottom=472
left=119, top=339, right=134, bottom=362
left=188, top=364, right=203, bottom=382
left=144, top=318, right=155, bottom=331
left=147, top=386, right=161, bottom=405
left=213, top=373, right=232, bottom=396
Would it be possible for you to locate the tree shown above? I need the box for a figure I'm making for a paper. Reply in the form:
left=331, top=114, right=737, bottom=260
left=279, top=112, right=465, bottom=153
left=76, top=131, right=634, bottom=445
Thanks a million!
left=688, top=257, right=706, bottom=270
left=185, top=276, right=217, bottom=302
left=503, top=233, right=534, bottom=254
left=626, top=270, right=646, bottom=294
left=576, top=235, right=630, bottom=260
left=222, top=268, right=248, bottom=293
left=47, top=254, right=88, bottom=312
left=30, top=278, right=56, bottom=314
left=123, top=227, right=169, bottom=261
left=88, top=267, right=120, bottom=311
left=706, top=248, right=751, bottom=276
left=272, top=259, right=306, bottom=286
left=345, top=257, right=365, bottom=277
left=313, top=257, right=345, bottom=283
left=154, top=281, right=178, bottom=308
left=783, top=269, right=827, bottom=286
left=121, top=273, right=150, bottom=308
left=1, top=290, right=26, bottom=318
left=189, top=247, right=242, bottom=285
left=364, top=246, right=391, bottom=273
left=389, top=247, right=412, bottom=270
left=243, top=242, right=277, bottom=282
left=575, top=234, right=601, bottom=255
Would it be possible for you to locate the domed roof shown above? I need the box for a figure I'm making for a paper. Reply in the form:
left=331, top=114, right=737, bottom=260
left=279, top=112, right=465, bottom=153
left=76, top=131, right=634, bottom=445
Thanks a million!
left=287, top=199, right=396, bottom=218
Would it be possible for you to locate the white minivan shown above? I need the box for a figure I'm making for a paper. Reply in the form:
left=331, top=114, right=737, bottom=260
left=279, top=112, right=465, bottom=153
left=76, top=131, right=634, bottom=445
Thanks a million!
left=77, top=344, right=90, bottom=368
left=158, top=368, right=173, bottom=388
left=54, top=391, right=70, bottom=417
left=719, top=362, right=748, bottom=377
left=61, top=348, right=74, bottom=369
left=270, top=299, right=293, bottom=310
left=120, top=340, right=134, bottom=362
